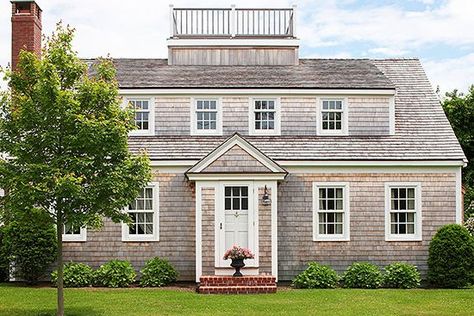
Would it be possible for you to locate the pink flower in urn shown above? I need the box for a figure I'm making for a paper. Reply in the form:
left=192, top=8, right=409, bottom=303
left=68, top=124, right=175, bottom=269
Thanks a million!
left=223, top=245, right=255, bottom=260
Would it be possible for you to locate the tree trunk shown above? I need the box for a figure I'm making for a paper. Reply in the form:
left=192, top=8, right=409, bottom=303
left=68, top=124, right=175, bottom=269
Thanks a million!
left=56, top=215, right=64, bottom=316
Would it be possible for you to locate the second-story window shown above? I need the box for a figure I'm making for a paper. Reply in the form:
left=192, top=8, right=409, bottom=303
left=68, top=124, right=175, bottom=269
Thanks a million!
left=250, top=98, right=281, bottom=135
left=127, top=98, right=154, bottom=136
left=191, top=99, right=222, bottom=135
left=318, top=99, right=348, bottom=135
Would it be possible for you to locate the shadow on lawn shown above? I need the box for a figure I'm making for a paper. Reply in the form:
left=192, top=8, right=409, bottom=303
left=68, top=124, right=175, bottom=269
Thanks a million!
left=7, top=307, right=103, bottom=316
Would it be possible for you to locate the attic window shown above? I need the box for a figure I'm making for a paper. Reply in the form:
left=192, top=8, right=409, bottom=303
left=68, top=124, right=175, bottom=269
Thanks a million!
left=127, top=97, right=155, bottom=136
left=191, top=98, right=222, bottom=136
left=249, top=98, right=281, bottom=136
left=318, top=98, right=348, bottom=136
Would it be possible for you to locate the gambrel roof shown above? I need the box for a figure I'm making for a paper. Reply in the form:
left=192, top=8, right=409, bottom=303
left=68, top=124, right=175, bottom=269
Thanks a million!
left=86, top=58, right=395, bottom=90
left=126, top=58, right=466, bottom=163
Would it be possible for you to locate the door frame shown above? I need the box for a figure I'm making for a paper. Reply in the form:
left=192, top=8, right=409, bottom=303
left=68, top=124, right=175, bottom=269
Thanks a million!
left=215, top=181, right=259, bottom=268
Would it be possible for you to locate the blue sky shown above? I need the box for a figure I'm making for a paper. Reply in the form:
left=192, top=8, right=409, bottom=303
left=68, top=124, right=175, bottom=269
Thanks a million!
left=1, top=0, right=473, bottom=93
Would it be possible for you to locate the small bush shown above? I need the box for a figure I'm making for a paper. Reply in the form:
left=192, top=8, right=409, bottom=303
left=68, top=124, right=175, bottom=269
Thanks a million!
left=94, top=260, right=136, bottom=288
left=292, top=262, right=339, bottom=289
left=428, top=224, right=474, bottom=288
left=383, top=262, right=421, bottom=289
left=139, top=257, right=178, bottom=287
left=1, top=211, right=57, bottom=284
left=342, top=262, right=383, bottom=289
left=0, top=227, right=9, bottom=282
left=465, top=217, right=474, bottom=236
left=51, top=262, right=94, bottom=288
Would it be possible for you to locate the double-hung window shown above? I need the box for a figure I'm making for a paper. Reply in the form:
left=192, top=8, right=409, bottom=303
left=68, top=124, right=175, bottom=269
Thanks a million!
left=250, top=99, right=280, bottom=135
left=385, top=183, right=422, bottom=241
left=122, top=183, right=159, bottom=241
left=192, top=99, right=222, bottom=135
left=313, top=183, right=350, bottom=241
left=62, top=224, right=87, bottom=242
left=127, top=98, right=154, bottom=136
left=318, top=99, right=348, bottom=135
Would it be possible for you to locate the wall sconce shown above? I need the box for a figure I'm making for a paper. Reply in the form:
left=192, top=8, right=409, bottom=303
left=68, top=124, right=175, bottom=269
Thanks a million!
left=262, top=185, right=271, bottom=205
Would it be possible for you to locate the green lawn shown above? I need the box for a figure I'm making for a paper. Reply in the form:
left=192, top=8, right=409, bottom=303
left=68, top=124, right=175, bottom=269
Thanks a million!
left=1, top=283, right=473, bottom=316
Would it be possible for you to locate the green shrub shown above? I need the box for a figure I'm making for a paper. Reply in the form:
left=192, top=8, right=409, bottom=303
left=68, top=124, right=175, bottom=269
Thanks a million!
left=94, top=260, right=136, bottom=288
left=383, top=262, right=421, bottom=289
left=1, top=211, right=57, bottom=284
left=292, top=262, right=339, bottom=289
left=139, top=257, right=178, bottom=287
left=51, top=262, right=94, bottom=288
left=0, top=227, right=9, bottom=282
left=465, top=217, right=474, bottom=236
left=428, top=224, right=474, bottom=288
left=342, top=262, right=383, bottom=289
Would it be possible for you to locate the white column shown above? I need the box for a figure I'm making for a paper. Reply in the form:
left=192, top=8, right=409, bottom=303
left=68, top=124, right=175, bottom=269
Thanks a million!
left=230, top=4, right=236, bottom=38
left=291, top=4, right=297, bottom=37
left=169, top=4, right=175, bottom=38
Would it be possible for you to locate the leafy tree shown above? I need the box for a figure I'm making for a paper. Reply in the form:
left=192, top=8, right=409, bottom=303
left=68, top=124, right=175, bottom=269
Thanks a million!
left=0, top=24, right=150, bottom=315
left=1, top=210, right=57, bottom=284
left=442, top=86, right=474, bottom=218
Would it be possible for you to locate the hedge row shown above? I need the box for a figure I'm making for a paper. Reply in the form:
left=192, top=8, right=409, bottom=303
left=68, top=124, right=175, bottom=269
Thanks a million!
left=292, top=262, right=420, bottom=289
left=51, top=257, right=178, bottom=288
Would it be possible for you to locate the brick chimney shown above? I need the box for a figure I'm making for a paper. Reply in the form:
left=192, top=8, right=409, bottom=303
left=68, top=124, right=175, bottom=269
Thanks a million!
left=11, top=0, right=42, bottom=69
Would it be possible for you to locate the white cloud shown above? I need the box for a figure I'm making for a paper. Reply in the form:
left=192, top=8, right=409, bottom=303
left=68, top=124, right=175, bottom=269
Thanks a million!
left=367, top=47, right=409, bottom=56
left=424, top=53, right=474, bottom=94
left=0, top=0, right=473, bottom=93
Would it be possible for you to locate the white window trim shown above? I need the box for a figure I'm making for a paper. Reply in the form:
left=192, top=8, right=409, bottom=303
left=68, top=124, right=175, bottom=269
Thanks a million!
left=190, top=97, right=223, bottom=136
left=385, top=182, right=422, bottom=241
left=122, top=182, right=160, bottom=242
left=248, top=97, right=281, bottom=136
left=125, top=96, right=155, bottom=136
left=312, top=182, right=350, bottom=241
left=316, top=97, right=349, bottom=136
left=62, top=226, right=87, bottom=242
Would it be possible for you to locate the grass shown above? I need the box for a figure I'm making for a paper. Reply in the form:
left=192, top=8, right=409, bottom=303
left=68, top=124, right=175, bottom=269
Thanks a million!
left=1, top=283, right=473, bottom=316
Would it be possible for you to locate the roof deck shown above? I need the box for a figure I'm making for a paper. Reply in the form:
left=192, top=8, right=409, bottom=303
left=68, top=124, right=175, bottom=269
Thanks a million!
left=169, top=5, right=297, bottom=39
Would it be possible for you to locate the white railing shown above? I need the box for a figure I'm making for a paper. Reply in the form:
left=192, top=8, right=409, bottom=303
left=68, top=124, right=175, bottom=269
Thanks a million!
left=169, top=5, right=296, bottom=38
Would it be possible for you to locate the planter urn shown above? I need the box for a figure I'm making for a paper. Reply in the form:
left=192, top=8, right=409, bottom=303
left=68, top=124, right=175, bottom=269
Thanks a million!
left=230, top=258, right=245, bottom=277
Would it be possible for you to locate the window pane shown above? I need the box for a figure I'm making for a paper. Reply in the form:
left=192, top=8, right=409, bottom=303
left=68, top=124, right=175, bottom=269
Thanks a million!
left=319, top=188, right=326, bottom=198
left=197, top=101, right=203, bottom=109
left=145, top=224, right=153, bottom=234
left=407, top=224, right=415, bottom=234
left=391, top=224, right=398, bottom=234
left=319, top=224, right=326, bottom=234
left=146, top=213, right=153, bottom=222
left=209, top=101, right=216, bottom=109
left=233, top=198, right=240, bottom=210
left=335, top=224, right=343, bottom=234
left=225, top=198, right=231, bottom=210
left=241, top=197, right=248, bottom=210
left=408, top=188, right=415, bottom=198
left=336, top=199, right=343, bottom=210
left=241, top=187, right=248, bottom=196
left=407, top=199, right=415, bottom=210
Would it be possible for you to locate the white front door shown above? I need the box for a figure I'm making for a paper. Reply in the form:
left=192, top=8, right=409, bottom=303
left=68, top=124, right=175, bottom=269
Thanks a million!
left=217, top=182, right=257, bottom=267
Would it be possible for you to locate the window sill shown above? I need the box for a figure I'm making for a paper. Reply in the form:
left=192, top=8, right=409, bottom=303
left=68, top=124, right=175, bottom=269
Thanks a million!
left=385, top=236, right=422, bottom=242
left=313, top=236, right=350, bottom=242
left=129, top=130, right=155, bottom=136
left=122, top=236, right=159, bottom=242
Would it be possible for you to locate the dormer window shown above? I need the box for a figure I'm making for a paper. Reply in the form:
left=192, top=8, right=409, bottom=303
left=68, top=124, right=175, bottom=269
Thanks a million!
left=191, top=98, right=222, bottom=135
left=127, top=97, right=155, bottom=136
left=249, top=98, right=281, bottom=135
left=318, top=98, right=348, bottom=135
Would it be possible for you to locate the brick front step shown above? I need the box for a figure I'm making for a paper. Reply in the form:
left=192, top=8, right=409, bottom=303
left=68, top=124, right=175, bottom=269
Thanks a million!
left=198, top=285, right=277, bottom=294
left=198, top=276, right=277, bottom=294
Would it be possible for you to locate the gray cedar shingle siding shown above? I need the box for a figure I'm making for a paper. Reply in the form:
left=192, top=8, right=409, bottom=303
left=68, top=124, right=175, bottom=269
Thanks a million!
left=277, top=172, right=456, bottom=280
left=202, top=145, right=272, bottom=173
left=63, top=173, right=196, bottom=280
left=127, top=59, right=465, bottom=162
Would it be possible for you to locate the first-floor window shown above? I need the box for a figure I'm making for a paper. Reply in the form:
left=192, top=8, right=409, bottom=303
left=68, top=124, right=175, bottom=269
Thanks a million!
left=385, top=183, right=422, bottom=241
left=122, top=183, right=159, bottom=241
left=62, top=223, right=87, bottom=242
left=313, top=183, right=350, bottom=241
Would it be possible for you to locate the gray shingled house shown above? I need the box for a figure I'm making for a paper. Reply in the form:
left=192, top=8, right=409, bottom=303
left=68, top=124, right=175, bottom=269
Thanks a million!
left=10, top=2, right=466, bottom=285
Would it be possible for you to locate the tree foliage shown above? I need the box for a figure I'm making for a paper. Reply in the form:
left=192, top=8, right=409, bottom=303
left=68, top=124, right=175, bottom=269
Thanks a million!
left=1, top=210, right=57, bottom=284
left=0, top=23, right=150, bottom=314
left=442, top=86, right=474, bottom=218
